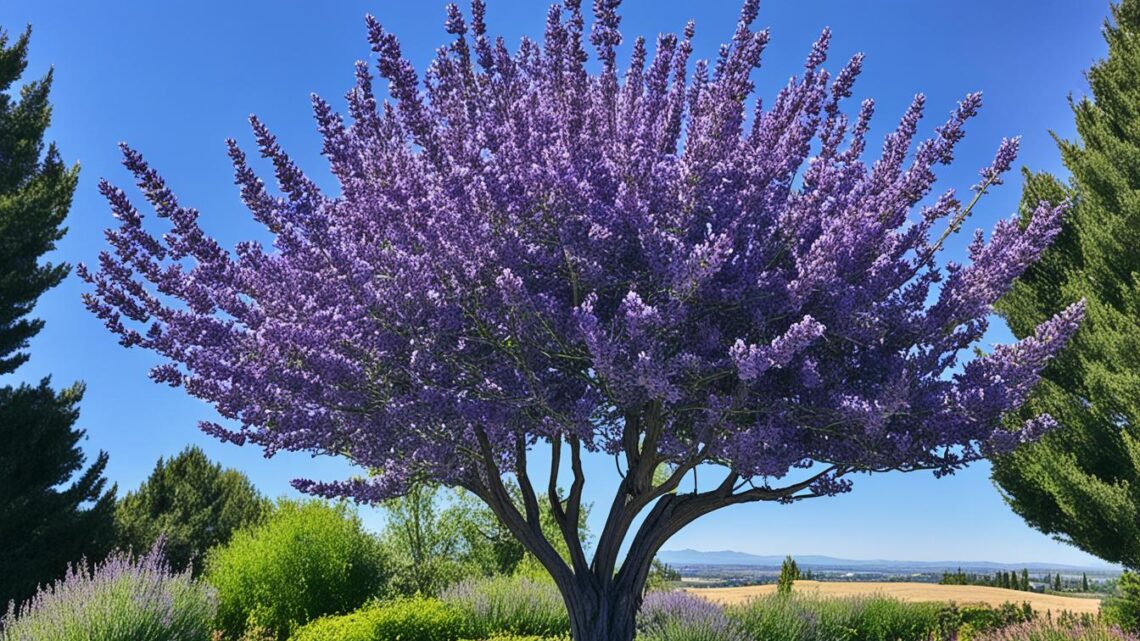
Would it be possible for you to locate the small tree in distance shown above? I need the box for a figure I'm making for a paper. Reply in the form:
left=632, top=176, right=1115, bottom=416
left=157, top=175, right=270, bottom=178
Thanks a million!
left=83, top=1, right=1083, bottom=639
left=777, top=556, right=799, bottom=595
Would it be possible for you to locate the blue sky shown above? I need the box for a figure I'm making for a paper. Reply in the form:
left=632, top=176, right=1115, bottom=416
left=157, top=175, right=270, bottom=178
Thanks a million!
left=0, top=1, right=1118, bottom=566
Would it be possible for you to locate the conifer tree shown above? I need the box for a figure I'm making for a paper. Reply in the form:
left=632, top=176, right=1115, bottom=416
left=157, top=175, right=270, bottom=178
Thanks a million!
left=116, top=446, right=268, bottom=575
left=992, top=0, right=1140, bottom=569
left=0, top=25, right=114, bottom=609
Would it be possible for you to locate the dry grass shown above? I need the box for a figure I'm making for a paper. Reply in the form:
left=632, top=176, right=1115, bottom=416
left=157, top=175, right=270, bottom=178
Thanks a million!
left=687, top=580, right=1102, bottom=615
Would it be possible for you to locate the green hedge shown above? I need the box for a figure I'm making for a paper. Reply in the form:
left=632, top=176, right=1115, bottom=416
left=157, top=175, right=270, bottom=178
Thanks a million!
left=288, top=597, right=468, bottom=641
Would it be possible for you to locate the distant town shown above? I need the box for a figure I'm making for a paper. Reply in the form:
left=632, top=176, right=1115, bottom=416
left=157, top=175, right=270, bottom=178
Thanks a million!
left=659, top=549, right=1122, bottom=593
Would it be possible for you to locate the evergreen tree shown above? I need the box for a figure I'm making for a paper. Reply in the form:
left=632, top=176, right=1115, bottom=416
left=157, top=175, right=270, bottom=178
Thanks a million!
left=1083, top=573, right=1091, bottom=592
left=0, top=25, right=114, bottom=610
left=778, top=556, right=800, bottom=595
left=992, top=0, right=1140, bottom=569
left=1055, top=574, right=1063, bottom=591
left=116, top=446, right=268, bottom=575
left=1022, top=568, right=1031, bottom=591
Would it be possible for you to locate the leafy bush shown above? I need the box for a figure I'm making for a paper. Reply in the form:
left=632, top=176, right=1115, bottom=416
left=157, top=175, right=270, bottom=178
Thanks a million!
left=441, top=575, right=569, bottom=638
left=727, top=592, right=941, bottom=641
left=972, top=620, right=1140, bottom=641
left=205, top=499, right=388, bottom=641
left=938, top=601, right=1035, bottom=640
left=475, top=635, right=569, bottom=641
left=638, top=591, right=747, bottom=641
left=288, top=597, right=467, bottom=641
left=1104, top=572, right=1140, bottom=633
left=0, top=545, right=215, bottom=641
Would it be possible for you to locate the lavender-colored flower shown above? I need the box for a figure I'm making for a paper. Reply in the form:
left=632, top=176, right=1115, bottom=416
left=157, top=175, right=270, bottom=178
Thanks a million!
left=639, top=591, right=747, bottom=641
left=81, top=2, right=1082, bottom=639
left=0, top=544, right=216, bottom=641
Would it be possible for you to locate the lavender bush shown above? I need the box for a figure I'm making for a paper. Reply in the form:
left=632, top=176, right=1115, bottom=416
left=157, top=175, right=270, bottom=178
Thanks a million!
left=0, top=546, right=215, bottom=641
left=440, top=575, right=569, bottom=637
left=973, top=621, right=1140, bottom=641
left=637, top=591, right=748, bottom=641
left=727, top=592, right=941, bottom=641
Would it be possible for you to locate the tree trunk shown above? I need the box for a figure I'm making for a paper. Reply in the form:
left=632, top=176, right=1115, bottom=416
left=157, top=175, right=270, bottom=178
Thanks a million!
left=559, top=578, right=643, bottom=641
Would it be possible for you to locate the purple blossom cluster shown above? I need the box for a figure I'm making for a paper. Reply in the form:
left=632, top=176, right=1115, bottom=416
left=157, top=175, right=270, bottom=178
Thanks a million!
left=82, top=0, right=1081, bottom=504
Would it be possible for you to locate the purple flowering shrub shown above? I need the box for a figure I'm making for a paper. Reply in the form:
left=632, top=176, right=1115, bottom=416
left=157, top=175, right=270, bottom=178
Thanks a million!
left=0, top=545, right=215, bottom=641
left=638, top=591, right=748, bottom=641
left=972, top=621, right=1140, bottom=641
left=727, top=592, right=941, bottom=641
left=441, top=575, right=569, bottom=637
left=82, top=0, right=1086, bottom=637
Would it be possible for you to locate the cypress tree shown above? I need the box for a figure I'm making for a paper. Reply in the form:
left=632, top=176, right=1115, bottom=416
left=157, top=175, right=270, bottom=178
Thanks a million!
left=0, top=26, right=114, bottom=609
left=992, top=0, right=1140, bottom=569
left=1022, top=568, right=1031, bottom=591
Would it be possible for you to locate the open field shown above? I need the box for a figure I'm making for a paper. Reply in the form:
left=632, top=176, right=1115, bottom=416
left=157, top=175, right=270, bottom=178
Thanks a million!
left=687, top=580, right=1102, bottom=615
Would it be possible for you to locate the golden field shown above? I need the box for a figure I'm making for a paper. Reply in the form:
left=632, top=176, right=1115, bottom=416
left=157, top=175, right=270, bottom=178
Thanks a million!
left=687, top=580, right=1102, bottom=615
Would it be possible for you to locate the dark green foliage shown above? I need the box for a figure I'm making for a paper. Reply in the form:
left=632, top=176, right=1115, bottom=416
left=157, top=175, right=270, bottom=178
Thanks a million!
left=991, top=0, right=1140, bottom=569
left=205, top=499, right=389, bottom=641
left=287, top=598, right=469, bottom=641
left=0, top=381, right=115, bottom=609
left=777, top=556, right=800, bottom=595
left=115, top=446, right=268, bottom=576
left=0, top=27, right=77, bottom=375
left=1103, top=572, right=1140, bottom=632
left=0, top=26, right=112, bottom=611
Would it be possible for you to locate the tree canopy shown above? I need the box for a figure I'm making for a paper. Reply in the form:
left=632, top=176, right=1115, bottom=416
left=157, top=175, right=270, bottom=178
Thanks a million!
left=991, top=0, right=1140, bottom=570
left=83, top=2, right=1082, bottom=638
left=0, top=25, right=114, bottom=610
left=116, top=445, right=268, bottom=575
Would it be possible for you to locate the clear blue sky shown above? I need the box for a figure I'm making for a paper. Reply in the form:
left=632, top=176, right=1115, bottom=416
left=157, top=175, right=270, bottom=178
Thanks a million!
left=0, top=1, right=1118, bottom=566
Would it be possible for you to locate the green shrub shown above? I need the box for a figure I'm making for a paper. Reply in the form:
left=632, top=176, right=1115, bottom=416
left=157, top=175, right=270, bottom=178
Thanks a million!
left=727, top=592, right=940, bottom=641
left=1104, top=572, right=1140, bottom=633
left=0, top=546, right=215, bottom=641
left=472, top=635, right=570, bottom=641
left=440, top=575, right=569, bottom=638
left=938, top=601, right=1036, bottom=640
left=205, top=499, right=388, bottom=640
left=288, top=597, right=467, bottom=641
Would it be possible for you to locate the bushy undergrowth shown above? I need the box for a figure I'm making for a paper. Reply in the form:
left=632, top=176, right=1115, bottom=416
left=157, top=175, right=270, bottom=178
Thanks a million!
left=638, top=590, right=748, bottom=641
left=205, top=499, right=388, bottom=641
left=0, top=546, right=215, bottom=641
left=288, top=597, right=467, bottom=641
left=726, top=592, right=942, bottom=641
left=972, top=621, right=1140, bottom=641
left=440, top=575, right=569, bottom=638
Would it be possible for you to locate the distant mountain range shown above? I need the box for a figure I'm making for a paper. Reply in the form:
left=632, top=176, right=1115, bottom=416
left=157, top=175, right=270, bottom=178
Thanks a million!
left=657, top=549, right=1119, bottom=573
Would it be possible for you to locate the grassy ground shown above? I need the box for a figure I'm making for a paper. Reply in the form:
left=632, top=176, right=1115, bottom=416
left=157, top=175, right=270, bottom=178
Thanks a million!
left=687, top=581, right=1103, bottom=615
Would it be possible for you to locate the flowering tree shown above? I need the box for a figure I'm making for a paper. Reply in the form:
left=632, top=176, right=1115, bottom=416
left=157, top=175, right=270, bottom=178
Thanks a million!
left=82, top=2, right=1084, bottom=639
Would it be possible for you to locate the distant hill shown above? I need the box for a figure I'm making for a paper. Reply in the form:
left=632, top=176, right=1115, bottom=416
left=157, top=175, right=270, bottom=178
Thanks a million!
left=657, top=549, right=1118, bottom=573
